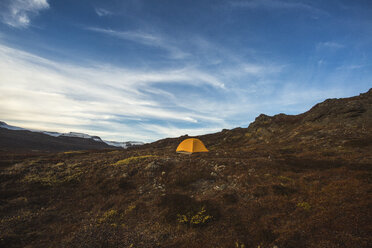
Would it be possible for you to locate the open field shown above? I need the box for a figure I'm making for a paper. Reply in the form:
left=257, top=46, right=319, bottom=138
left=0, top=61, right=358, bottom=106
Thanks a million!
left=1, top=90, right=371, bottom=248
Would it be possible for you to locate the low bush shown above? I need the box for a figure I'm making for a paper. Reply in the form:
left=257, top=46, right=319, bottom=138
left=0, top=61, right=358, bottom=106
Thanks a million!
left=177, top=206, right=212, bottom=227
left=297, top=201, right=311, bottom=211
left=158, top=193, right=219, bottom=226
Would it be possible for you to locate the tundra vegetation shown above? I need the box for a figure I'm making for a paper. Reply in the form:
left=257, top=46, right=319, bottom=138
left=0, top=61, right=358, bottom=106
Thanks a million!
left=0, top=90, right=371, bottom=247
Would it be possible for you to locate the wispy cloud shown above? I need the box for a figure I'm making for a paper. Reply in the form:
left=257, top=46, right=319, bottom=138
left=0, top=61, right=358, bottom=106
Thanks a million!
left=0, top=0, right=49, bottom=28
left=336, top=64, right=366, bottom=70
left=87, top=27, right=161, bottom=45
left=95, top=7, right=113, bottom=17
left=140, top=124, right=222, bottom=139
left=317, top=41, right=344, bottom=50
left=231, top=0, right=320, bottom=12
left=0, top=42, right=228, bottom=141
left=0, top=40, right=355, bottom=141
left=86, top=27, right=190, bottom=59
left=220, top=63, right=285, bottom=79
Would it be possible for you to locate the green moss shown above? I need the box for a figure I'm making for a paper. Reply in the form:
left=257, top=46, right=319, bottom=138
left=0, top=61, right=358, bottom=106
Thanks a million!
left=98, top=209, right=118, bottom=224
left=23, top=169, right=83, bottom=186
left=177, top=206, right=212, bottom=227
left=97, top=208, right=130, bottom=227
left=124, top=204, right=136, bottom=215
left=231, top=135, right=243, bottom=140
left=278, top=175, right=294, bottom=182
left=63, top=151, right=86, bottom=155
left=0, top=211, right=32, bottom=224
left=245, top=132, right=252, bottom=137
left=297, top=201, right=311, bottom=211
left=113, top=155, right=157, bottom=166
left=67, top=162, right=81, bottom=169
left=235, top=241, right=246, bottom=248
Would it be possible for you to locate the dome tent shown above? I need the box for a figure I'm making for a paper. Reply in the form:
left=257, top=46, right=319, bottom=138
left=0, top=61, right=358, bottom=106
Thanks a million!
left=176, top=138, right=209, bottom=154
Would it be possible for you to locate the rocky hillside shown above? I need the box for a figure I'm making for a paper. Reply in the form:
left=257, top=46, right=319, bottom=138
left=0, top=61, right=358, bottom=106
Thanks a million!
left=0, top=89, right=371, bottom=248
left=150, top=88, right=372, bottom=156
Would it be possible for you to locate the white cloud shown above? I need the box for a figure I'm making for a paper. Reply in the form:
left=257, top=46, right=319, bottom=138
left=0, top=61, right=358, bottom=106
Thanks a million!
left=0, top=40, right=355, bottom=142
left=231, top=0, right=319, bottom=12
left=230, top=0, right=329, bottom=19
left=220, top=63, right=284, bottom=79
left=95, top=8, right=112, bottom=17
left=336, top=64, right=365, bottom=70
left=87, top=27, right=161, bottom=44
left=140, top=124, right=222, bottom=139
left=0, top=42, right=229, bottom=141
left=86, top=27, right=190, bottom=59
left=317, top=41, right=344, bottom=50
left=2, top=29, right=351, bottom=142
left=0, top=0, right=49, bottom=28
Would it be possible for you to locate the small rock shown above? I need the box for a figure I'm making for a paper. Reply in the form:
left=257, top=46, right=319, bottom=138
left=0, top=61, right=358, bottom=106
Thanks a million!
left=138, top=186, right=144, bottom=194
left=217, top=184, right=227, bottom=190
left=210, top=172, right=217, bottom=177
left=146, top=161, right=160, bottom=171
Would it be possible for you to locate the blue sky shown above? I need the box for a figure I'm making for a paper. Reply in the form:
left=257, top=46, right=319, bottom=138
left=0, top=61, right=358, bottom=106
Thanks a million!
left=0, top=0, right=371, bottom=142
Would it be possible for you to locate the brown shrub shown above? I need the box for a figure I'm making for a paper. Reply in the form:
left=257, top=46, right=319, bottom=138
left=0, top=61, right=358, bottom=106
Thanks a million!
left=158, top=193, right=219, bottom=225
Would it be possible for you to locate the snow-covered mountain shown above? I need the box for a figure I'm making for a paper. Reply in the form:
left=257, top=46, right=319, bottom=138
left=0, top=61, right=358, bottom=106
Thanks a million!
left=0, top=121, right=26, bottom=131
left=60, top=132, right=103, bottom=142
left=103, top=140, right=145, bottom=148
left=0, top=121, right=144, bottom=148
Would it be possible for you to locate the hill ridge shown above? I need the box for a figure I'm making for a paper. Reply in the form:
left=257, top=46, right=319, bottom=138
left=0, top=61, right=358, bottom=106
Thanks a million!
left=148, top=88, right=372, bottom=152
left=0, top=89, right=371, bottom=248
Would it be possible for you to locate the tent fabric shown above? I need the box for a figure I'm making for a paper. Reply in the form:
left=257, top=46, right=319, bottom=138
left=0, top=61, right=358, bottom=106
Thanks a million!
left=176, top=138, right=209, bottom=154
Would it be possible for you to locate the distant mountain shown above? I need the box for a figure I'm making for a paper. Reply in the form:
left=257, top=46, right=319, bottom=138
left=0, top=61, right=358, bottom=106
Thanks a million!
left=60, top=132, right=103, bottom=142
left=0, top=122, right=144, bottom=152
left=0, top=121, right=26, bottom=131
left=103, top=140, right=145, bottom=148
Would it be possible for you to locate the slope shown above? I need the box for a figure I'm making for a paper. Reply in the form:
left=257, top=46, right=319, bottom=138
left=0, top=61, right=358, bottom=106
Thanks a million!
left=0, top=128, right=116, bottom=153
left=0, top=89, right=371, bottom=248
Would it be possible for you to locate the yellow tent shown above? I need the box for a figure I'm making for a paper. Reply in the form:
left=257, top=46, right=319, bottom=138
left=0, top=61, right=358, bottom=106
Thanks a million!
left=176, top=138, right=209, bottom=154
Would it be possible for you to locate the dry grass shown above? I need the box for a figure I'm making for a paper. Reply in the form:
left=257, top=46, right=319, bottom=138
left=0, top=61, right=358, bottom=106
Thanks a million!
left=113, top=155, right=158, bottom=166
left=1, top=89, right=372, bottom=247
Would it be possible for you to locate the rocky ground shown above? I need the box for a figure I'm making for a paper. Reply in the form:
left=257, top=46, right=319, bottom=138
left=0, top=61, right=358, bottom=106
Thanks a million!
left=0, top=89, right=371, bottom=248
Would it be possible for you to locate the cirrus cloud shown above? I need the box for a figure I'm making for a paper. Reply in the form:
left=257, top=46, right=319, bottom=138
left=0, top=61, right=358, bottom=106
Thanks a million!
left=0, top=42, right=229, bottom=141
left=0, top=0, right=49, bottom=28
